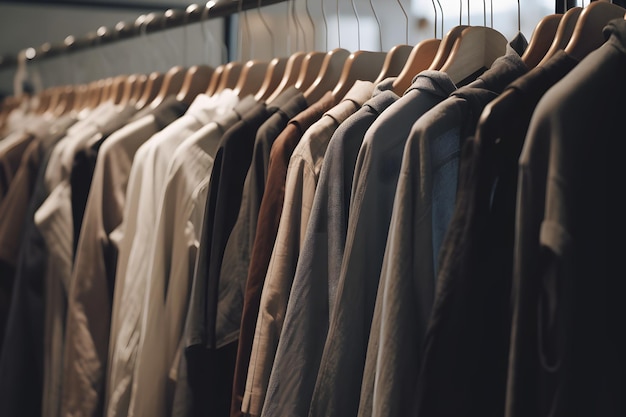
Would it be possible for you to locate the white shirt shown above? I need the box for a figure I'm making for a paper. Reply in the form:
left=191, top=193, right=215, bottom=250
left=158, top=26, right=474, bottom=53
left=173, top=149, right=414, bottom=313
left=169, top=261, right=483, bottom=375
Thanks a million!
left=128, top=95, right=255, bottom=417
left=106, top=90, right=238, bottom=417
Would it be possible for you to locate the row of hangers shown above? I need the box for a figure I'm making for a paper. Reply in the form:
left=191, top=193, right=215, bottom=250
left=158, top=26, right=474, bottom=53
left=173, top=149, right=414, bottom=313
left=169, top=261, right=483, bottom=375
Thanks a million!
left=20, top=0, right=626, bottom=121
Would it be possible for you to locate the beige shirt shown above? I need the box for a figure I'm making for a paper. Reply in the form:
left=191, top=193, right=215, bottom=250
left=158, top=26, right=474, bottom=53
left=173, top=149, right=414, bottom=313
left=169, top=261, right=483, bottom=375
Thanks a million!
left=56, top=98, right=187, bottom=417
left=34, top=102, right=138, bottom=417
left=242, top=81, right=374, bottom=416
left=128, top=96, right=255, bottom=417
left=106, top=91, right=238, bottom=417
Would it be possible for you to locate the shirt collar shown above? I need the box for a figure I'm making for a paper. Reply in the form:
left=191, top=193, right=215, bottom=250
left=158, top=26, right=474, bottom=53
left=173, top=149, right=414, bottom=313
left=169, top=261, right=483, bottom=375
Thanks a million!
left=324, top=80, right=374, bottom=125
left=406, top=70, right=458, bottom=98
left=464, top=39, right=529, bottom=95
left=186, top=90, right=240, bottom=126
left=266, top=86, right=301, bottom=113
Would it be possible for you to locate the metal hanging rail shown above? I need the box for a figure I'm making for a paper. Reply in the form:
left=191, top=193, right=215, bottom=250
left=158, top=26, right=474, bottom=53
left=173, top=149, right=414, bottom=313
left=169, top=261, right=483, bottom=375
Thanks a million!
left=0, top=0, right=289, bottom=70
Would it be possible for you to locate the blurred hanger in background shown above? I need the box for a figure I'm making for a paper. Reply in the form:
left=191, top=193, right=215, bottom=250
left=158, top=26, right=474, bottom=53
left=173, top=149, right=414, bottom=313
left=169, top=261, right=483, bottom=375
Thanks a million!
left=392, top=0, right=444, bottom=94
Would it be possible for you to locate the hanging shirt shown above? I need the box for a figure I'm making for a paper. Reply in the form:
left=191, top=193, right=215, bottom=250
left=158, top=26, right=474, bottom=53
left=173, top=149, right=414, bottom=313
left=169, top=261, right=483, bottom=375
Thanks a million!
left=230, top=92, right=337, bottom=417
left=35, top=102, right=138, bottom=417
left=506, top=19, right=625, bottom=417
left=0, top=113, right=76, bottom=287
left=262, top=78, right=398, bottom=417
left=104, top=91, right=238, bottom=417
left=416, top=50, right=577, bottom=417
left=220, top=88, right=309, bottom=351
left=358, top=39, right=528, bottom=417
left=0, top=132, right=34, bottom=204
left=243, top=80, right=374, bottom=417
left=0, top=103, right=118, bottom=417
left=308, top=71, right=456, bottom=417
left=50, top=97, right=186, bottom=417
left=172, top=88, right=298, bottom=417
left=128, top=96, right=257, bottom=417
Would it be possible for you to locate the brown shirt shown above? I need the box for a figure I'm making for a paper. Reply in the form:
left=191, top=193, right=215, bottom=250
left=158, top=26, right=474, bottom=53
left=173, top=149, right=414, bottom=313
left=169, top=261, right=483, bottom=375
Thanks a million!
left=230, top=92, right=336, bottom=417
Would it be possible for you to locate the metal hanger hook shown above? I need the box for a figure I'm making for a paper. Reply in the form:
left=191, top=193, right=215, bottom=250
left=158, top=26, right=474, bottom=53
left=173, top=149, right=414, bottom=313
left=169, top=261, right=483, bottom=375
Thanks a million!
left=397, top=0, right=409, bottom=45
left=336, top=0, right=340, bottom=48
left=257, top=0, right=275, bottom=57
left=305, top=0, right=315, bottom=50
left=351, top=0, right=361, bottom=50
left=321, top=0, right=329, bottom=51
left=292, top=0, right=305, bottom=52
left=436, top=0, right=443, bottom=38
left=369, top=0, right=383, bottom=51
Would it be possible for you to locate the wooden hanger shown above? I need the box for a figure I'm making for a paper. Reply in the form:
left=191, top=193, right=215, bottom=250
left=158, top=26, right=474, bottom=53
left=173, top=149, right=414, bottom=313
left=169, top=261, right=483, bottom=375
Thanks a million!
left=118, top=74, right=138, bottom=107
left=330, top=50, right=387, bottom=101
left=36, top=89, right=52, bottom=114
left=439, top=26, right=507, bottom=85
left=428, top=25, right=470, bottom=70
left=176, top=65, right=214, bottom=105
left=233, top=60, right=270, bottom=97
left=295, top=51, right=326, bottom=92
left=536, top=7, right=582, bottom=67
left=521, top=13, right=564, bottom=68
left=266, top=52, right=306, bottom=103
left=303, top=48, right=351, bottom=103
left=374, top=44, right=413, bottom=85
left=44, top=87, right=62, bottom=115
left=131, top=74, right=148, bottom=104
left=72, top=84, right=89, bottom=112
left=206, top=64, right=225, bottom=95
left=136, top=72, right=164, bottom=109
left=55, top=86, right=76, bottom=116
left=98, top=78, right=115, bottom=106
left=255, top=57, right=289, bottom=101
left=564, top=1, right=625, bottom=62
left=84, top=81, right=98, bottom=109
left=149, top=65, right=186, bottom=109
left=110, top=75, right=127, bottom=105
left=214, top=61, right=244, bottom=93
left=392, top=39, right=441, bottom=95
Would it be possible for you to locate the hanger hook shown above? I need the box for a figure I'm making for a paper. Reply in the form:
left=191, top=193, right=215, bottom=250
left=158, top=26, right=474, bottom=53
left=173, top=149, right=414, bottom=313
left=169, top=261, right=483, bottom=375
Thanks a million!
left=241, top=3, right=252, bottom=60
left=202, top=2, right=227, bottom=64
left=431, top=0, right=437, bottom=38
left=516, top=0, right=520, bottom=31
left=183, top=7, right=191, bottom=67
left=305, top=0, right=315, bottom=50
left=293, top=0, right=305, bottom=53
left=397, top=0, right=409, bottom=45
left=369, top=0, right=383, bottom=51
left=321, top=0, right=329, bottom=51
left=459, top=0, right=462, bottom=26
left=236, top=0, right=251, bottom=60
left=257, top=0, right=275, bottom=57
left=467, top=0, right=470, bottom=26
left=285, top=1, right=292, bottom=54
left=336, top=0, right=341, bottom=48
left=436, top=0, right=443, bottom=37
left=482, top=0, right=486, bottom=26
left=351, top=0, right=360, bottom=50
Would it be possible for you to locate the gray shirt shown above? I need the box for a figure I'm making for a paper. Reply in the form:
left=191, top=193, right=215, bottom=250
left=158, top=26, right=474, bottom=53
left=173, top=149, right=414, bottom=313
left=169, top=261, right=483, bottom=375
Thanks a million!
left=242, top=81, right=374, bottom=417
left=358, top=40, right=528, bottom=417
left=308, top=71, right=457, bottom=417
left=261, top=79, right=398, bottom=417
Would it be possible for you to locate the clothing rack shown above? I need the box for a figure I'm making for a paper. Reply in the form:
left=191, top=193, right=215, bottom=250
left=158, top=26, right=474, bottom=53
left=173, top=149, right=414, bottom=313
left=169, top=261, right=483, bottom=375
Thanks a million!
left=0, top=0, right=290, bottom=71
